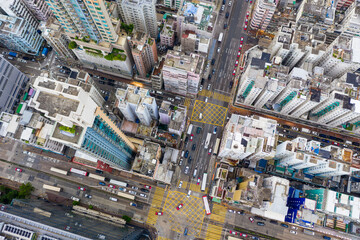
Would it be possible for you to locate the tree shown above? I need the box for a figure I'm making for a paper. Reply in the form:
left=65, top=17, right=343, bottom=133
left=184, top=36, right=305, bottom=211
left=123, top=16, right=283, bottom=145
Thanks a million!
left=120, top=23, right=134, bottom=35
left=122, top=215, right=131, bottom=223
left=72, top=201, right=80, bottom=206
left=18, top=183, right=34, bottom=199
left=68, top=41, right=77, bottom=49
left=88, top=205, right=93, bottom=209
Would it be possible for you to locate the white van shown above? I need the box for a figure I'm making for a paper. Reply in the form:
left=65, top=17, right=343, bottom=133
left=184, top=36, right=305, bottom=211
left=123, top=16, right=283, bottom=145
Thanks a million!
left=181, top=151, right=185, bottom=157
left=109, top=197, right=118, bottom=202
left=193, top=168, right=197, bottom=178
left=187, top=190, right=192, bottom=198
left=199, top=113, right=203, bottom=119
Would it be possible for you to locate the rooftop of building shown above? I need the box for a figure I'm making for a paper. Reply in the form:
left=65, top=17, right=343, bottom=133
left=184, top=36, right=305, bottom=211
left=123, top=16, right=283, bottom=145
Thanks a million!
left=161, top=24, right=174, bottom=37
left=132, top=140, right=161, bottom=177
left=128, top=32, right=154, bottom=53
left=169, top=106, right=186, bottom=131
left=178, top=0, right=216, bottom=32
left=164, top=50, right=204, bottom=74
left=36, top=92, right=79, bottom=118
left=0, top=14, right=23, bottom=34
left=152, top=58, right=165, bottom=76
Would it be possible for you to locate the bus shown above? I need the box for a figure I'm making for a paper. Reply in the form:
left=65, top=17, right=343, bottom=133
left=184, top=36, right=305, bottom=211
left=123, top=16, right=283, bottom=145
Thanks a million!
left=70, top=168, right=88, bottom=176
left=213, top=138, right=220, bottom=155
left=202, top=196, right=211, bottom=215
left=201, top=173, right=207, bottom=192
left=43, top=184, right=62, bottom=192
left=187, top=124, right=193, bottom=135
left=109, top=179, right=127, bottom=187
left=117, top=191, right=135, bottom=200
left=204, top=133, right=211, bottom=149
left=50, top=167, right=68, bottom=176
left=88, top=173, right=105, bottom=181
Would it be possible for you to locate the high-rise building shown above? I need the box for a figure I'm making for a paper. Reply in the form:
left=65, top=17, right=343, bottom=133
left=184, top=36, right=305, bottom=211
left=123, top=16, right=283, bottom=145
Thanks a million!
left=22, top=0, right=52, bottom=21
left=338, top=2, right=360, bottom=37
left=44, top=0, right=118, bottom=43
left=31, top=76, right=136, bottom=170
left=0, top=0, right=39, bottom=28
left=40, top=18, right=78, bottom=62
left=115, top=85, right=158, bottom=126
left=164, top=0, right=183, bottom=9
left=0, top=14, right=44, bottom=55
left=128, top=32, right=158, bottom=77
left=250, top=0, right=278, bottom=31
left=117, top=0, right=158, bottom=38
left=162, top=50, right=204, bottom=96
left=0, top=56, right=29, bottom=113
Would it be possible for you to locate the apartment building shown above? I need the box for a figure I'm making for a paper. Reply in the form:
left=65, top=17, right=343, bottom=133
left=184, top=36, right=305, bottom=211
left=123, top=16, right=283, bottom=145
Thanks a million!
left=117, top=0, right=158, bottom=38
left=250, top=0, right=278, bottom=31
left=22, top=0, right=51, bottom=21
left=0, top=0, right=39, bottom=28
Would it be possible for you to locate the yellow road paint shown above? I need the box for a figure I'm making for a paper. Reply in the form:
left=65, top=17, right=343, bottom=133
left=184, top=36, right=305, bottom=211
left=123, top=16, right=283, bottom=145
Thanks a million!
left=191, top=100, right=228, bottom=126
left=205, top=223, right=223, bottom=240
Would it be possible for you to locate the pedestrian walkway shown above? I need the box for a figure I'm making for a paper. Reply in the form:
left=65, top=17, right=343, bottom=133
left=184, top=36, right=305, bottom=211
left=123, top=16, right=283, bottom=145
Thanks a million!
left=210, top=204, right=227, bottom=223
left=198, top=90, right=231, bottom=103
left=146, top=187, right=165, bottom=226
left=184, top=97, right=191, bottom=108
left=205, top=223, right=223, bottom=240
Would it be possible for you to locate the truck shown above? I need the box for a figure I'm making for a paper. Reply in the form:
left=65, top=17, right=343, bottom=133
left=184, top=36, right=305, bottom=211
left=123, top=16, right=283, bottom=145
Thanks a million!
left=41, top=47, right=49, bottom=57
left=187, top=124, right=193, bottom=135
left=205, top=133, right=211, bottom=149
left=8, top=52, right=17, bottom=57
left=218, top=33, right=223, bottom=42
left=301, top=128, right=311, bottom=133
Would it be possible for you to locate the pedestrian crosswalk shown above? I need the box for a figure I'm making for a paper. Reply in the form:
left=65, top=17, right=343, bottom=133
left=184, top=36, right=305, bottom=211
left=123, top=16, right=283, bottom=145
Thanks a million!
left=146, top=187, right=165, bottom=226
left=205, top=223, right=223, bottom=240
left=210, top=204, right=227, bottom=223
left=198, top=90, right=231, bottom=103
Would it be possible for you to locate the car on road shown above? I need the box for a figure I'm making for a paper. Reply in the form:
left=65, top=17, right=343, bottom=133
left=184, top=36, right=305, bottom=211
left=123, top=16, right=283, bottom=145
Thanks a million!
left=244, top=24, right=248, bottom=30
left=239, top=44, right=242, bottom=50
left=132, top=186, right=139, bottom=190
left=292, top=126, right=299, bottom=131
left=290, top=230, right=297, bottom=234
left=240, top=233, right=248, bottom=237
left=270, top=220, right=278, bottom=224
left=208, top=74, right=212, bottom=80
left=312, top=131, right=319, bottom=135
left=192, top=144, right=196, bottom=151
left=85, top=194, right=92, bottom=198
left=208, top=148, right=212, bottom=155
left=119, top=187, right=126, bottom=192
left=15, top=168, right=22, bottom=172
left=139, top=193, right=147, bottom=198
left=228, top=0, right=232, bottom=6
left=20, top=59, right=27, bottom=63
left=237, top=51, right=241, bottom=57
left=237, top=211, right=245, bottom=215
left=184, top=166, right=190, bottom=174
left=246, top=11, right=250, bottom=18
left=281, top=223, right=289, bottom=228
left=240, top=37, right=244, bottom=43
left=78, top=187, right=86, bottom=191
left=228, top=209, right=234, bottom=213
left=291, top=226, right=298, bottom=230
left=235, top=60, right=239, bottom=66
left=99, top=182, right=106, bottom=186
left=225, top=12, right=229, bottom=18
left=140, top=188, right=149, bottom=193
left=229, top=81, right=233, bottom=88
left=197, top=127, right=201, bottom=134
left=249, top=217, right=254, bottom=223
left=232, top=69, right=236, bottom=75
left=257, top=222, right=265, bottom=226
left=187, top=190, right=192, bottom=198
left=197, top=178, right=201, bottom=185
left=190, top=135, right=193, bottom=141
left=199, top=85, right=203, bottom=91
left=332, top=141, right=340, bottom=146
left=211, top=59, right=215, bottom=65
left=213, top=127, right=217, bottom=134
left=207, top=84, right=212, bottom=90
left=188, top=156, right=192, bottom=164
left=185, top=150, right=189, bottom=158
left=155, top=212, right=163, bottom=216
left=176, top=203, right=183, bottom=210
left=128, top=190, right=137, bottom=195
left=108, top=184, right=116, bottom=189
left=212, top=69, right=216, bottom=75
left=59, top=69, right=66, bottom=73
left=178, top=181, right=183, bottom=188
left=221, top=5, right=225, bottom=11
left=229, top=230, right=237, bottom=235
left=130, top=202, right=137, bottom=207
left=223, top=23, right=228, bottom=29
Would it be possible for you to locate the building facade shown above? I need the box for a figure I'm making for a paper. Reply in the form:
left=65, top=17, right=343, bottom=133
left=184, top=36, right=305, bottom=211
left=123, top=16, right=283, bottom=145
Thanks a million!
left=0, top=14, right=43, bottom=55
left=250, top=0, right=278, bottom=31
left=117, top=0, right=158, bottom=38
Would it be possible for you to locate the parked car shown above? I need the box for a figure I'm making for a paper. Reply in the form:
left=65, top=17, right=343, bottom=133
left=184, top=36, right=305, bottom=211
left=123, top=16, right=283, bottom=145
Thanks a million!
left=155, top=212, right=163, bottom=216
left=139, top=193, right=147, bottom=198
left=15, top=168, right=22, bottom=172
left=257, top=222, right=265, bottom=226
left=176, top=203, right=183, bottom=210
left=78, top=187, right=86, bottom=191
left=178, top=181, right=183, bottom=188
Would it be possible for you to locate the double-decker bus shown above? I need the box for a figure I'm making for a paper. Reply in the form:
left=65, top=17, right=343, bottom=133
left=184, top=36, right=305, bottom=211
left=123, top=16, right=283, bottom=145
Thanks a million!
left=43, top=184, right=62, bottom=192
left=201, top=173, right=207, bottom=192
left=202, top=196, right=211, bottom=215
left=88, top=173, right=105, bottom=181
left=213, top=138, right=220, bottom=155
left=109, top=179, right=127, bottom=187
left=117, top=191, right=135, bottom=200
left=69, top=168, right=88, bottom=176
left=205, top=133, right=212, bottom=149
left=50, top=167, right=68, bottom=175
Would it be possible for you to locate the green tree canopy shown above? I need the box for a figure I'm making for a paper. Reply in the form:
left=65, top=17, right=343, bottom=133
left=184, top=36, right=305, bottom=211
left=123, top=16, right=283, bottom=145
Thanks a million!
left=68, top=41, right=78, bottom=49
